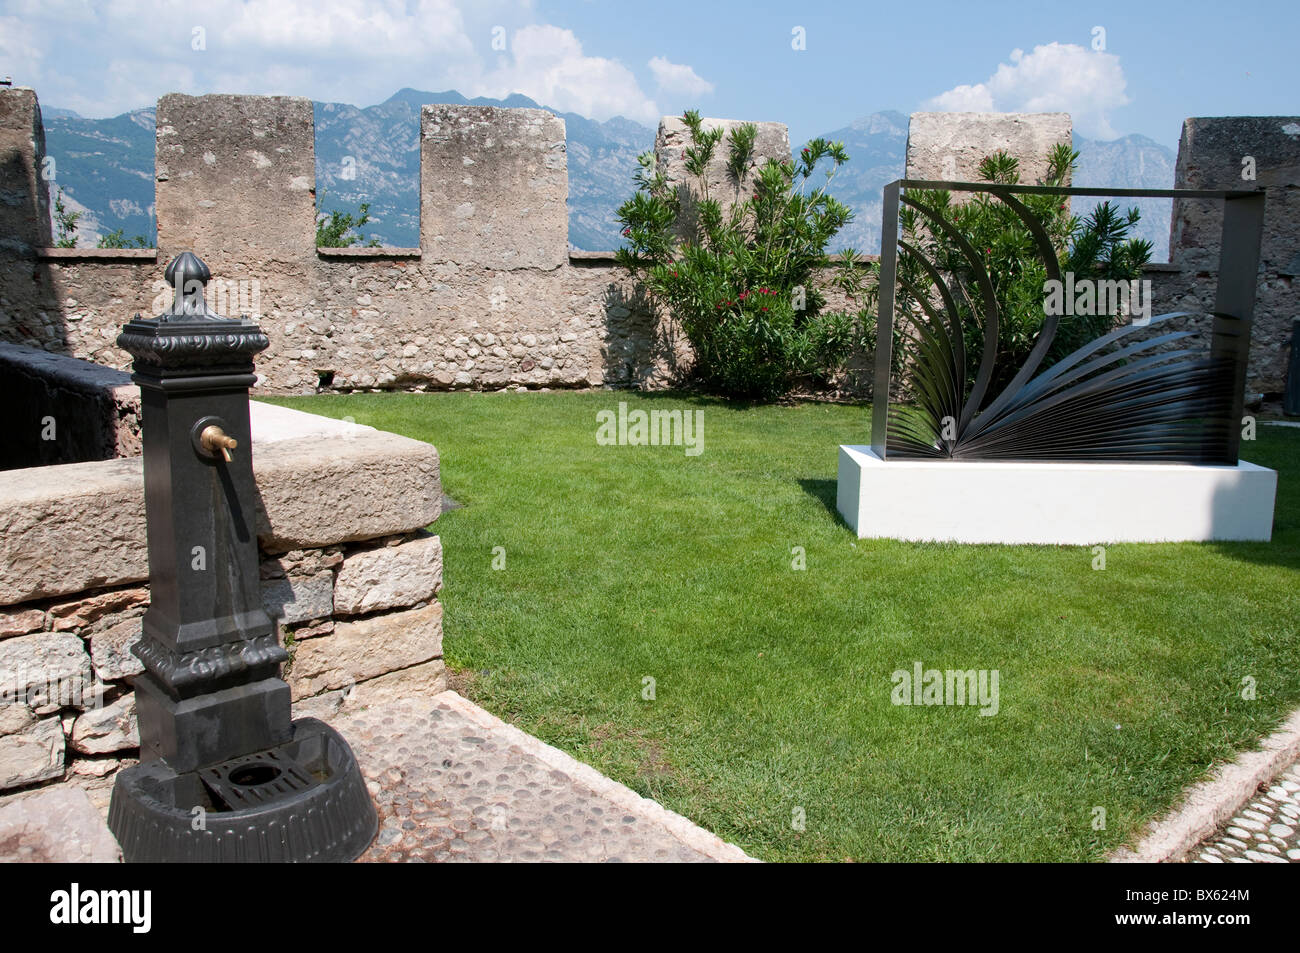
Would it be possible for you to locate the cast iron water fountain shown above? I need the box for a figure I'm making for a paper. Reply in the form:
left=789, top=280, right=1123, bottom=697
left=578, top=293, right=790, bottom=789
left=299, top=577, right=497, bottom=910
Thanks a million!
left=108, top=252, right=376, bottom=862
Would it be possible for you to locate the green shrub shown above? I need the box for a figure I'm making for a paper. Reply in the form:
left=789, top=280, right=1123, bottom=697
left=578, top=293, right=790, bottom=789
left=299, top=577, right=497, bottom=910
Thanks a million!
left=53, top=188, right=80, bottom=248
left=96, top=228, right=150, bottom=249
left=315, top=191, right=380, bottom=248
left=897, top=144, right=1153, bottom=396
left=616, top=111, right=873, bottom=400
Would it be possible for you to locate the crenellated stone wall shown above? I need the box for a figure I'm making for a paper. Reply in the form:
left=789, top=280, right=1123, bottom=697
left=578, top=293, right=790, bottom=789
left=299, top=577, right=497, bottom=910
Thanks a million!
left=0, top=87, right=1296, bottom=399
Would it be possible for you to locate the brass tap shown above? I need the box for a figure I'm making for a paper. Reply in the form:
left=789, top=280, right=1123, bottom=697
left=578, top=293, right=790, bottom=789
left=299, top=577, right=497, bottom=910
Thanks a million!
left=199, top=424, right=237, bottom=462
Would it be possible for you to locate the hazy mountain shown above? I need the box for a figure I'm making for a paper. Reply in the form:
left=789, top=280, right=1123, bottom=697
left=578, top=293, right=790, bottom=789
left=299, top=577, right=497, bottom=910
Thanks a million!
left=313, top=88, right=653, bottom=249
left=1074, top=133, right=1176, bottom=262
left=38, top=96, right=1175, bottom=258
left=816, top=110, right=909, bottom=254
left=41, top=106, right=157, bottom=246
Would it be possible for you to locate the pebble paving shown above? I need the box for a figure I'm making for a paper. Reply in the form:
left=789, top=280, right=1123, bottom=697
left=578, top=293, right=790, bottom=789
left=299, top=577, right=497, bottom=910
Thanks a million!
left=1192, top=762, right=1300, bottom=863
left=331, top=694, right=745, bottom=863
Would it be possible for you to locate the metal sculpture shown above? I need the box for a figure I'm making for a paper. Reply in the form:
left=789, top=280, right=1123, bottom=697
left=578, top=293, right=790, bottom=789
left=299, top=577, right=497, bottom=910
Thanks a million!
left=871, top=181, right=1266, bottom=464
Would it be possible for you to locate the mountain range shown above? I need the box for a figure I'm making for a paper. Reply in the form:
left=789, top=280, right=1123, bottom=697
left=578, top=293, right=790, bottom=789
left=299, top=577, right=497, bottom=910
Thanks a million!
left=39, top=89, right=1176, bottom=260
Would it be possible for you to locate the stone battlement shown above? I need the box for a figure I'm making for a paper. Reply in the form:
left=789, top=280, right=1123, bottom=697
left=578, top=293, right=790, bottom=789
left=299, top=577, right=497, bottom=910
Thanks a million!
left=0, top=87, right=1296, bottom=396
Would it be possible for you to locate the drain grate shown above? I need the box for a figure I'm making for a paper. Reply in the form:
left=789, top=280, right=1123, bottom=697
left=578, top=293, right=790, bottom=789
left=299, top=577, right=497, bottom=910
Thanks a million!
left=199, top=749, right=318, bottom=811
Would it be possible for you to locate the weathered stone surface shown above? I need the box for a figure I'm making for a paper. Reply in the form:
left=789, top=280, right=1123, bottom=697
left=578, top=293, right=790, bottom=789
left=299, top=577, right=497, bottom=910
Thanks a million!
left=0, top=608, right=45, bottom=638
left=70, top=756, right=123, bottom=778
left=346, top=659, right=448, bottom=707
left=156, top=93, right=316, bottom=267
left=0, top=705, right=36, bottom=736
left=0, top=633, right=95, bottom=710
left=70, top=694, right=138, bottom=755
left=421, top=105, right=568, bottom=270
left=0, top=456, right=148, bottom=605
left=86, top=617, right=144, bottom=681
left=0, top=786, right=120, bottom=862
left=0, top=716, right=64, bottom=790
left=335, top=533, right=442, bottom=616
left=905, top=112, right=1072, bottom=187
left=1170, top=116, right=1300, bottom=271
left=0, top=87, right=51, bottom=256
left=655, top=115, right=791, bottom=240
left=48, top=587, right=148, bottom=632
left=254, top=431, right=441, bottom=550
left=261, top=571, right=334, bottom=625
left=288, top=601, right=442, bottom=699
left=0, top=429, right=438, bottom=604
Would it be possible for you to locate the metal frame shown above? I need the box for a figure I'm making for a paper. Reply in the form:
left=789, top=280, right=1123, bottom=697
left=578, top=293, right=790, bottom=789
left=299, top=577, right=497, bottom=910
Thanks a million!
left=871, top=180, right=1266, bottom=465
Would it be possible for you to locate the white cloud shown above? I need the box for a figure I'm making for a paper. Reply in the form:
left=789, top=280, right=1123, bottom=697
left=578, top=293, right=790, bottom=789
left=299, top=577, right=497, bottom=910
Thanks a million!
left=647, top=56, right=713, bottom=98
left=1, top=0, right=659, bottom=123
left=474, top=25, right=658, bottom=122
left=923, top=42, right=1130, bottom=139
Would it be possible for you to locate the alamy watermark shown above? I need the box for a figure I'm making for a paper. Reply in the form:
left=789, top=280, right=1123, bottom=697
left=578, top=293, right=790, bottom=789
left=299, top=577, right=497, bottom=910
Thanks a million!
left=1042, top=273, right=1153, bottom=326
left=891, top=661, right=1000, bottom=716
left=596, top=402, right=703, bottom=457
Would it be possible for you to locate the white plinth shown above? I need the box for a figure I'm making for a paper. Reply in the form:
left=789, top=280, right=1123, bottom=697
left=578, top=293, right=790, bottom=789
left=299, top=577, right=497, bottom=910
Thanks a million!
left=836, top=445, right=1277, bottom=544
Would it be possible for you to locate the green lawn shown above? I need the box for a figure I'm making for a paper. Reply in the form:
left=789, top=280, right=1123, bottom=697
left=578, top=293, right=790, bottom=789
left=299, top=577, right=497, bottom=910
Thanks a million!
left=261, top=391, right=1300, bottom=862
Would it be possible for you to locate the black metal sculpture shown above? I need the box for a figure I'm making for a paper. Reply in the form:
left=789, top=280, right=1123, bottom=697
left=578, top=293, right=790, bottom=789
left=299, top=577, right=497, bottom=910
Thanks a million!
left=871, top=181, right=1266, bottom=464
left=108, top=252, right=376, bottom=863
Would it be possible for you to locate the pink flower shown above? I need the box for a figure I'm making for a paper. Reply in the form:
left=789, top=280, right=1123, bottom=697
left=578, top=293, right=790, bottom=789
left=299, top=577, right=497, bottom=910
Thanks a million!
left=623, top=227, right=631, bottom=237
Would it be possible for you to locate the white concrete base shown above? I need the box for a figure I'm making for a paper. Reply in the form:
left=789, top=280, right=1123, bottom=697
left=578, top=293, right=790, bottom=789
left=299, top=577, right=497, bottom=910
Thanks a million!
left=836, top=445, right=1277, bottom=544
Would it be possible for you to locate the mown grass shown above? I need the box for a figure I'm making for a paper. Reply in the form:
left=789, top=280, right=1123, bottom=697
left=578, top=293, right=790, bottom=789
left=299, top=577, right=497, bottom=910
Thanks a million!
left=261, top=391, right=1300, bottom=862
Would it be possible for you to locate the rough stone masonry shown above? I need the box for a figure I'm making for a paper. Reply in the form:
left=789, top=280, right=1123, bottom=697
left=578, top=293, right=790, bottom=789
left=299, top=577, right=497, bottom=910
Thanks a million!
left=0, top=88, right=1295, bottom=396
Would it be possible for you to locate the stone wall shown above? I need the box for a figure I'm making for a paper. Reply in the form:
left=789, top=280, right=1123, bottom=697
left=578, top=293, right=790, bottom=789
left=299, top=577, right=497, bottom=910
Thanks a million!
left=0, top=400, right=444, bottom=794
left=1, top=87, right=1296, bottom=398
left=0, top=342, right=141, bottom=468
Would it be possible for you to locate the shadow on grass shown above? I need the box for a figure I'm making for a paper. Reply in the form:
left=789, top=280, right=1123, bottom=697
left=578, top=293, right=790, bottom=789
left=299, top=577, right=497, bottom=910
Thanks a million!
left=798, top=477, right=852, bottom=531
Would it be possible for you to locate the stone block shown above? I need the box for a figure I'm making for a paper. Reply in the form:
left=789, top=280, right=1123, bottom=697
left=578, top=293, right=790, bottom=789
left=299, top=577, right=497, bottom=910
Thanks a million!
left=254, top=431, right=441, bottom=550
left=1170, top=116, right=1300, bottom=271
left=421, top=105, right=568, bottom=270
left=0, top=608, right=44, bottom=639
left=346, top=659, right=447, bottom=707
left=0, top=633, right=95, bottom=710
left=334, top=533, right=442, bottom=615
left=70, top=693, right=138, bottom=754
left=0, top=704, right=36, bottom=736
left=0, top=716, right=64, bottom=791
left=0, top=87, right=51, bottom=255
left=288, top=601, right=442, bottom=699
left=261, top=570, right=334, bottom=625
left=654, top=115, right=790, bottom=239
left=156, top=93, right=316, bottom=266
left=905, top=112, right=1072, bottom=187
left=86, top=616, right=144, bottom=682
left=0, top=456, right=148, bottom=605
left=48, top=586, right=148, bottom=632
left=0, top=786, right=121, bottom=861
left=0, top=427, right=439, bottom=604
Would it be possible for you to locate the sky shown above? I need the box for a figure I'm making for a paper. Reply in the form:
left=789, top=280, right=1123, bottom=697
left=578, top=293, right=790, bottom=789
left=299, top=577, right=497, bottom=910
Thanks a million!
left=2, top=0, right=1296, bottom=150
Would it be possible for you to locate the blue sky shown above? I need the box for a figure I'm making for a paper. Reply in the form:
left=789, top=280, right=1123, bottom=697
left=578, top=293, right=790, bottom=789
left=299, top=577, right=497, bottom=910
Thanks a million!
left=2, top=0, right=1295, bottom=149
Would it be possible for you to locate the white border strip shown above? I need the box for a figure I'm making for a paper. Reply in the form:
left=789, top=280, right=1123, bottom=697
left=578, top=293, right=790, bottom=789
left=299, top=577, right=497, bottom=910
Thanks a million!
left=433, top=690, right=757, bottom=863
left=1111, top=706, right=1300, bottom=863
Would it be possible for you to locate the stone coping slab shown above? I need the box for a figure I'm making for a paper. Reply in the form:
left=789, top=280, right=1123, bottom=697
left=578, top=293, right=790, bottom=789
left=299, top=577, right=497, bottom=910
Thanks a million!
left=339, top=692, right=755, bottom=863
left=0, top=424, right=438, bottom=604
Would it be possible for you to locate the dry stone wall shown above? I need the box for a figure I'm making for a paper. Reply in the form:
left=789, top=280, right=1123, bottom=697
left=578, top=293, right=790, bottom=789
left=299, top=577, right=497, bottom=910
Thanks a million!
left=0, top=401, right=445, bottom=793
